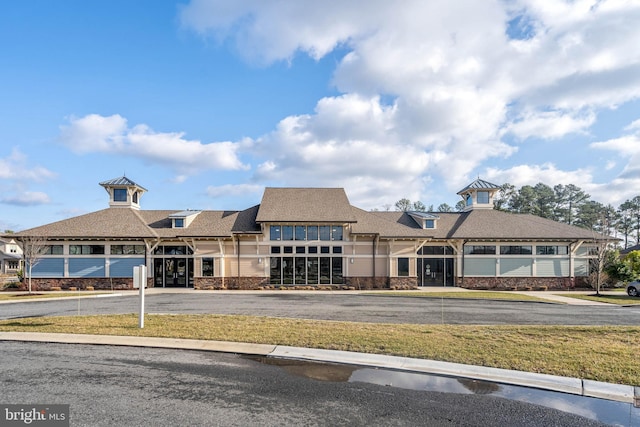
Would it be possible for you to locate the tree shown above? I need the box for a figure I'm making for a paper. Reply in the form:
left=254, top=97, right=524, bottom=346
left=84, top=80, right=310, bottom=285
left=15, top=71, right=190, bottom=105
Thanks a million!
left=493, top=183, right=516, bottom=211
left=437, top=203, right=453, bottom=212
left=587, top=211, right=616, bottom=296
left=19, top=235, right=48, bottom=294
left=553, top=184, right=589, bottom=225
left=412, top=201, right=427, bottom=212
left=394, top=198, right=412, bottom=212
left=616, top=202, right=634, bottom=249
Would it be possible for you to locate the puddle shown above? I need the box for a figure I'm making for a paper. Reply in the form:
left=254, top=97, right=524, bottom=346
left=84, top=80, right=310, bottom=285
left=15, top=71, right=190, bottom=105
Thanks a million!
left=247, top=356, right=640, bottom=426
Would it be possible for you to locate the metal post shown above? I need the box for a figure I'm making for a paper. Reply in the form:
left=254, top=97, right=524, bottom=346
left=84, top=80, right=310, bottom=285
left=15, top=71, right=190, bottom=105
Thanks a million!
left=134, top=265, right=146, bottom=328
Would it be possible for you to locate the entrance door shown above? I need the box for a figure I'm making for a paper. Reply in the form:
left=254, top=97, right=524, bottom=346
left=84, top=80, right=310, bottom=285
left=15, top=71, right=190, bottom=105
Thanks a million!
left=418, top=258, right=454, bottom=286
left=159, top=258, right=192, bottom=287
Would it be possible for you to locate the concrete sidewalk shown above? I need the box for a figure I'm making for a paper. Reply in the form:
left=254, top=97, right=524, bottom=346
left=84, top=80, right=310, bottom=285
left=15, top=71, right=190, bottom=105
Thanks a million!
left=0, top=331, right=637, bottom=407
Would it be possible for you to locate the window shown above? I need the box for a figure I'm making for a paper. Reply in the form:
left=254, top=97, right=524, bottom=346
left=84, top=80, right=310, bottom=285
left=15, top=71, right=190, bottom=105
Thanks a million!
left=464, top=245, right=496, bottom=255
left=270, top=226, right=281, bottom=241
left=477, top=191, right=490, bottom=204
left=466, top=194, right=473, bottom=206
left=319, top=226, right=331, bottom=241
left=332, top=246, right=342, bottom=254
left=69, top=245, right=105, bottom=255
left=425, top=219, right=435, bottom=229
left=295, top=226, right=306, bottom=240
left=282, top=226, right=294, bottom=241
left=398, top=258, right=409, bottom=276
left=307, top=226, right=318, bottom=241
left=320, top=246, right=330, bottom=254
left=331, top=226, right=343, bottom=241
left=283, top=246, right=293, bottom=254
left=500, top=246, right=532, bottom=255
left=536, top=246, right=568, bottom=255
left=202, top=258, right=214, bottom=276
left=111, top=245, right=145, bottom=255
left=295, top=246, right=305, bottom=254
left=113, top=189, right=127, bottom=202
left=174, top=218, right=184, bottom=228
left=271, top=246, right=281, bottom=254
left=418, top=246, right=454, bottom=255
left=132, top=192, right=138, bottom=203
left=43, top=245, right=63, bottom=255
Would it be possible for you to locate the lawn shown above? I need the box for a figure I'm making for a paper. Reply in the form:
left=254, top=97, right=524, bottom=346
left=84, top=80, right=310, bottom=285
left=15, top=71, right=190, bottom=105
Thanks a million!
left=1, top=314, right=638, bottom=386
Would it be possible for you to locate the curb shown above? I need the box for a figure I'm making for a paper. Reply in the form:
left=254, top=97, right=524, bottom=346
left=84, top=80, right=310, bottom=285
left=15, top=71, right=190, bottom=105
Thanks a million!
left=1, top=332, right=637, bottom=406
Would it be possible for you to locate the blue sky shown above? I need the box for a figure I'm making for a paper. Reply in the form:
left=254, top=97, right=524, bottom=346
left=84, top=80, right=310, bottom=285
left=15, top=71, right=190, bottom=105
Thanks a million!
left=2, top=0, right=640, bottom=231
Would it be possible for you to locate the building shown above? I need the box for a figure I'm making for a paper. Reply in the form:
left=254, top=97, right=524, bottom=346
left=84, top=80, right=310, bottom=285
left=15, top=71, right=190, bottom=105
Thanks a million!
left=7, top=176, right=610, bottom=291
left=0, top=237, right=22, bottom=275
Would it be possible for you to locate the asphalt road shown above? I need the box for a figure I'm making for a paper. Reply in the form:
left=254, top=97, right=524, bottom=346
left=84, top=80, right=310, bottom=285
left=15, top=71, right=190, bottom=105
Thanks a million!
left=0, top=341, right=614, bottom=427
left=2, top=292, right=640, bottom=325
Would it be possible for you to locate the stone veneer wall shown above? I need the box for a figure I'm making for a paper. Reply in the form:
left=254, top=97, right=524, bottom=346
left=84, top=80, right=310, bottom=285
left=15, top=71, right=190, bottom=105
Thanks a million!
left=18, top=278, right=154, bottom=291
left=344, top=276, right=389, bottom=290
left=458, top=276, right=590, bottom=290
left=388, top=277, right=419, bottom=290
left=194, top=277, right=269, bottom=290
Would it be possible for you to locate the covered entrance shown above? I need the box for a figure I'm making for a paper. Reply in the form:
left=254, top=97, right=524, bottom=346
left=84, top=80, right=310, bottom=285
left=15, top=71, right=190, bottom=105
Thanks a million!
left=417, top=246, right=454, bottom=287
left=153, top=258, right=193, bottom=287
left=152, top=245, right=194, bottom=288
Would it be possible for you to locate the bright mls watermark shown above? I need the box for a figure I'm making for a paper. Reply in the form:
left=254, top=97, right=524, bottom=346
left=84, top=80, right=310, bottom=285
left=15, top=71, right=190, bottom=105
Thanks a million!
left=1, top=405, right=69, bottom=426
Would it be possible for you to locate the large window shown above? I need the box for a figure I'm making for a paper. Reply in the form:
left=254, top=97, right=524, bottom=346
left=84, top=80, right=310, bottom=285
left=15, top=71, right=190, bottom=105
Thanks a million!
left=270, top=246, right=343, bottom=285
left=270, top=225, right=343, bottom=241
left=110, top=245, right=145, bottom=255
left=536, top=245, right=568, bottom=255
left=69, top=245, right=105, bottom=255
left=500, top=245, right=532, bottom=255
left=464, top=245, right=496, bottom=255
left=43, top=245, right=63, bottom=255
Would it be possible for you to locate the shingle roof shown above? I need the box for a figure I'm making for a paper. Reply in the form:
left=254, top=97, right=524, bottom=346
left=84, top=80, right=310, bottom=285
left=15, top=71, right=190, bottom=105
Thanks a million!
left=12, top=205, right=262, bottom=240
left=256, top=188, right=356, bottom=223
left=11, top=187, right=609, bottom=243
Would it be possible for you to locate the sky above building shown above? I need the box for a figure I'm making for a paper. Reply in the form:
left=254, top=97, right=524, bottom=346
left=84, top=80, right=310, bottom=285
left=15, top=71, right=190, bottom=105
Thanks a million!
left=2, top=0, right=640, bottom=231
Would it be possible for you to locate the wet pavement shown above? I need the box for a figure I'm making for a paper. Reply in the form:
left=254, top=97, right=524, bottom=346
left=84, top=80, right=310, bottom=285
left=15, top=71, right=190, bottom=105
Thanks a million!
left=252, top=357, right=639, bottom=426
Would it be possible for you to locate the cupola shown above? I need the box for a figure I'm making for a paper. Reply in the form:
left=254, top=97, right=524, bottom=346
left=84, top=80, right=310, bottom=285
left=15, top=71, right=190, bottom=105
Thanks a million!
left=99, top=176, right=147, bottom=209
left=457, top=178, right=500, bottom=212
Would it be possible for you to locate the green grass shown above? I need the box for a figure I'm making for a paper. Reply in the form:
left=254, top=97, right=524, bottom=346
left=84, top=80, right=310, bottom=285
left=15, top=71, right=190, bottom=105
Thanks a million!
left=368, top=291, right=559, bottom=303
left=1, top=314, right=638, bottom=386
left=558, top=293, right=640, bottom=305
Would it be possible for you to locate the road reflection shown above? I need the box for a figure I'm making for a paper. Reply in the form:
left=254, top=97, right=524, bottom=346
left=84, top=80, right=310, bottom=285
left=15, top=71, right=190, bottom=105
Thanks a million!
left=250, top=356, right=639, bottom=427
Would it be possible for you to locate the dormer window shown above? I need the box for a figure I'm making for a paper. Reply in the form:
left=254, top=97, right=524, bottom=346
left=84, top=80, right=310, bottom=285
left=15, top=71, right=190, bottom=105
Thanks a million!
left=113, top=188, right=127, bottom=202
left=169, top=210, right=201, bottom=229
left=408, top=212, right=439, bottom=229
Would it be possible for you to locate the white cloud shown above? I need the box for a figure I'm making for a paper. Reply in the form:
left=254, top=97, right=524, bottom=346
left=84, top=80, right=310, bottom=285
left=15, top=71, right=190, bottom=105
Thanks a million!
left=59, top=114, right=249, bottom=174
left=180, top=0, right=640, bottom=207
left=0, top=148, right=56, bottom=181
left=506, top=110, right=595, bottom=140
left=1, top=191, right=51, bottom=206
left=484, top=163, right=593, bottom=190
left=205, top=183, right=263, bottom=198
